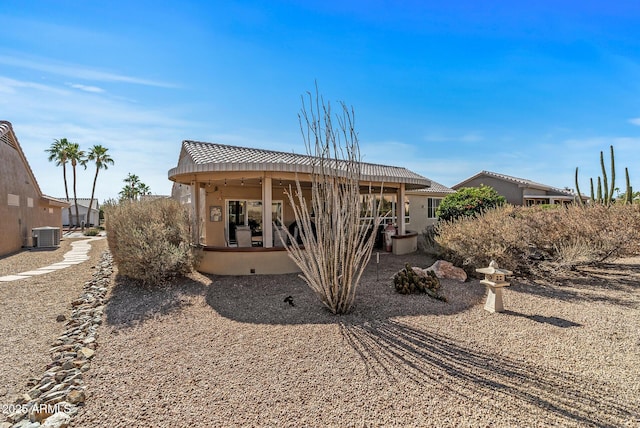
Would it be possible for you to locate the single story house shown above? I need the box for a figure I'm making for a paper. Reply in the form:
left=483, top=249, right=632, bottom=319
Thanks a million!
left=0, top=121, right=69, bottom=256
left=168, top=140, right=431, bottom=275
left=453, top=170, right=579, bottom=206
left=59, top=198, right=100, bottom=227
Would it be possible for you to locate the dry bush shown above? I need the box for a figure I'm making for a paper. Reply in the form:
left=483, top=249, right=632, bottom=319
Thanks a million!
left=283, top=89, right=380, bottom=314
left=418, top=225, right=442, bottom=255
left=435, top=205, right=526, bottom=273
left=435, top=204, right=640, bottom=275
left=105, top=198, right=196, bottom=285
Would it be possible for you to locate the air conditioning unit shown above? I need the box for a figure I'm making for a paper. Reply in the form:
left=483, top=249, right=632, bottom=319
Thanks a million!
left=32, top=227, right=61, bottom=248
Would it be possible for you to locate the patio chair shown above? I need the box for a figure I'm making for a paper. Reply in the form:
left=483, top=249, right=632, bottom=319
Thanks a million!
left=273, top=226, right=287, bottom=247
left=236, top=226, right=252, bottom=248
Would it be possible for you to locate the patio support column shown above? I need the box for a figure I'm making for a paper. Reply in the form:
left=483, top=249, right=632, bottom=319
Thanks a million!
left=191, top=182, right=200, bottom=245
left=397, top=183, right=406, bottom=235
left=263, top=176, right=273, bottom=248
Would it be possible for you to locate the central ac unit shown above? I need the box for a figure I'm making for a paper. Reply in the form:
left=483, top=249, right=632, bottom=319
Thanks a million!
left=32, top=227, right=61, bottom=248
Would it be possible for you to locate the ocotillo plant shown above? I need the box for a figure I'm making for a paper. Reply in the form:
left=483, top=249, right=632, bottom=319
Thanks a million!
left=282, top=87, right=382, bottom=314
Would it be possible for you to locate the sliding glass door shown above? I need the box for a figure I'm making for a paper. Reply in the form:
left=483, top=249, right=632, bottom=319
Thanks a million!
left=226, top=200, right=283, bottom=245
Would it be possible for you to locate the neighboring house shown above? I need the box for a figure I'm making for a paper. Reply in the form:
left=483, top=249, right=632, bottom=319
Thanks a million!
left=58, top=198, right=100, bottom=227
left=168, top=140, right=431, bottom=275
left=406, top=180, right=456, bottom=232
left=0, top=121, right=69, bottom=256
left=453, top=170, right=579, bottom=206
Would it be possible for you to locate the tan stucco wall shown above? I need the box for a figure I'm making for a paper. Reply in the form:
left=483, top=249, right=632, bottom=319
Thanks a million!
left=523, top=188, right=546, bottom=196
left=197, top=248, right=301, bottom=275
left=0, top=142, right=63, bottom=256
left=406, top=193, right=452, bottom=232
left=391, top=233, right=418, bottom=255
left=457, top=176, right=523, bottom=206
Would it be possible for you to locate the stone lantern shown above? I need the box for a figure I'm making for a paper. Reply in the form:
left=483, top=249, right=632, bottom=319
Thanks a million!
left=476, top=260, right=512, bottom=313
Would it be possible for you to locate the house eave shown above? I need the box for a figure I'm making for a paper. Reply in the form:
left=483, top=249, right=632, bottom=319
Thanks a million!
left=168, top=163, right=431, bottom=190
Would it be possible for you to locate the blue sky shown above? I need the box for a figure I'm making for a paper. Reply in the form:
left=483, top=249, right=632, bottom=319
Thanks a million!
left=1, top=1, right=640, bottom=200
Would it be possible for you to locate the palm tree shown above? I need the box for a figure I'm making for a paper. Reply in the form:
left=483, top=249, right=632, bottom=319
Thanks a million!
left=120, top=173, right=141, bottom=201
left=46, top=138, right=73, bottom=227
left=85, top=145, right=114, bottom=227
left=66, top=142, right=86, bottom=229
left=137, top=183, right=151, bottom=198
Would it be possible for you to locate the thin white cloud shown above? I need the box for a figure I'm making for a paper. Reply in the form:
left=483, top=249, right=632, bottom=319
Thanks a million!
left=3, top=75, right=200, bottom=200
left=67, top=83, right=105, bottom=93
left=629, top=117, right=640, bottom=126
left=0, top=55, right=178, bottom=88
left=423, top=132, right=484, bottom=143
left=0, top=76, right=70, bottom=95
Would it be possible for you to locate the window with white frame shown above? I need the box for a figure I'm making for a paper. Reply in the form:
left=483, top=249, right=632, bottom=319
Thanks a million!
left=427, top=197, right=442, bottom=219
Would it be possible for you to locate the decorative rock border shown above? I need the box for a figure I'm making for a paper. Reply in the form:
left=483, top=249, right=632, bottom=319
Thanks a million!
left=2, top=251, right=113, bottom=428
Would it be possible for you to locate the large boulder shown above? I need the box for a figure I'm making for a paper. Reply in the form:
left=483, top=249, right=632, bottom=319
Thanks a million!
left=425, top=260, right=467, bottom=282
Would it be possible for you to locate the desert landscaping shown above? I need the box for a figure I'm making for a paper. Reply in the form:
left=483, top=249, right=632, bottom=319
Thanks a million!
left=1, top=238, right=639, bottom=427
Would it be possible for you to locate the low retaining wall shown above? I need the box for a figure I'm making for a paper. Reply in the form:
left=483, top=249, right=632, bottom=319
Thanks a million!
left=391, top=232, right=418, bottom=255
left=198, top=247, right=300, bottom=275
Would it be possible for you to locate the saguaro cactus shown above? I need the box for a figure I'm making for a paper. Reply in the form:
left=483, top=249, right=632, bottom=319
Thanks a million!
left=575, top=167, right=585, bottom=206
left=625, top=167, right=633, bottom=204
left=575, top=145, right=627, bottom=206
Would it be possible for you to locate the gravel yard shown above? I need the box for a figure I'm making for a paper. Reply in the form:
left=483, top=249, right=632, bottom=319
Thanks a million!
left=3, top=246, right=639, bottom=427
left=0, top=238, right=108, bottom=410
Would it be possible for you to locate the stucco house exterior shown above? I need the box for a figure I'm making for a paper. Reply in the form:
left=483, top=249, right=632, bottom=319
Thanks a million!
left=406, top=180, right=456, bottom=232
left=453, top=170, right=579, bottom=206
left=0, top=121, right=69, bottom=256
left=59, top=198, right=100, bottom=227
left=168, top=140, right=431, bottom=275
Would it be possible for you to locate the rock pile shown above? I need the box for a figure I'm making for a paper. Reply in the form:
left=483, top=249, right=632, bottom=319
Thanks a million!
left=3, top=252, right=112, bottom=428
left=424, top=260, right=467, bottom=282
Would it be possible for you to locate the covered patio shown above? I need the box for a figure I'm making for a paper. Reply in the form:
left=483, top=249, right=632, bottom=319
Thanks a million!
left=168, top=141, right=430, bottom=275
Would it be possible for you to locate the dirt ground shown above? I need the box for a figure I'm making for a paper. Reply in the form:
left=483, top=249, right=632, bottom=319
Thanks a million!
left=2, top=247, right=639, bottom=427
left=0, top=238, right=108, bottom=408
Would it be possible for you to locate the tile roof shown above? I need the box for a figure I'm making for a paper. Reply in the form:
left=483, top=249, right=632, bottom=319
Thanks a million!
left=408, top=180, right=455, bottom=194
left=1, top=120, right=42, bottom=196
left=455, top=170, right=576, bottom=196
left=169, top=141, right=431, bottom=190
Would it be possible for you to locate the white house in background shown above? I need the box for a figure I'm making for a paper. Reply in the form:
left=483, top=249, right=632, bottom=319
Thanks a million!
left=406, top=179, right=456, bottom=232
left=59, top=198, right=100, bottom=227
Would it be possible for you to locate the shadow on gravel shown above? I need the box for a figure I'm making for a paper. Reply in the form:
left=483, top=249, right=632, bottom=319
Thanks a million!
left=511, top=272, right=640, bottom=309
left=339, top=319, right=639, bottom=427
left=104, top=273, right=209, bottom=328
left=502, top=310, right=582, bottom=328
left=203, top=252, right=485, bottom=325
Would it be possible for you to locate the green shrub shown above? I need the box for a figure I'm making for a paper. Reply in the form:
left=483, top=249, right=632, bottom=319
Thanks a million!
left=84, top=228, right=99, bottom=236
left=435, top=204, right=640, bottom=275
left=105, top=198, right=195, bottom=285
left=393, top=263, right=446, bottom=301
left=436, top=185, right=506, bottom=221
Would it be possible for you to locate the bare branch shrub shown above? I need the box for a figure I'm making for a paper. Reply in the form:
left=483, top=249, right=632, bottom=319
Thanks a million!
left=435, top=204, right=640, bottom=276
left=553, top=237, right=607, bottom=268
left=282, top=90, right=381, bottom=314
left=105, top=198, right=196, bottom=285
